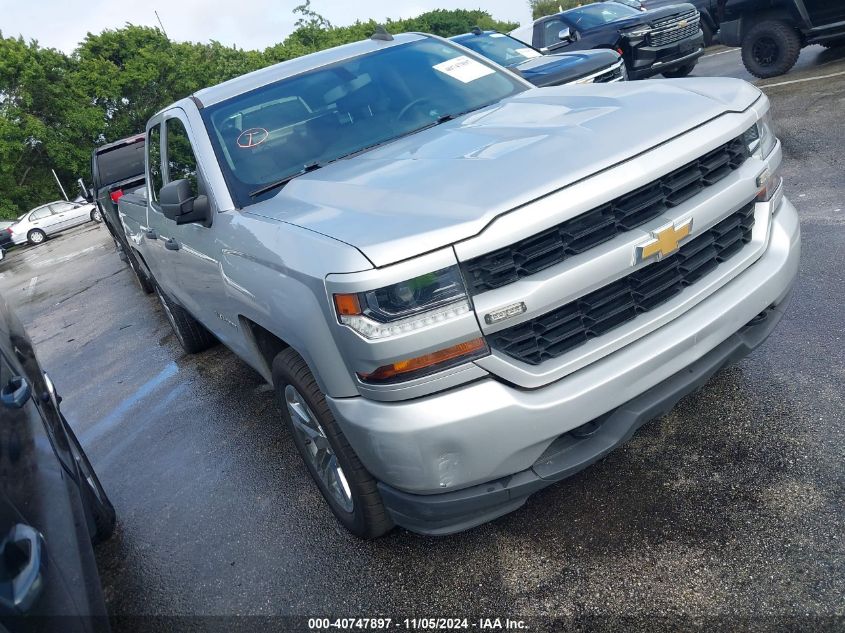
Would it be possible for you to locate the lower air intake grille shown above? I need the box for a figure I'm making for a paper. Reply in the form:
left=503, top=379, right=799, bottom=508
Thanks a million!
left=487, top=202, right=756, bottom=366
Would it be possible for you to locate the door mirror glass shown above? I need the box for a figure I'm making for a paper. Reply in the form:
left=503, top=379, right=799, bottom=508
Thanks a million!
left=558, top=27, right=572, bottom=42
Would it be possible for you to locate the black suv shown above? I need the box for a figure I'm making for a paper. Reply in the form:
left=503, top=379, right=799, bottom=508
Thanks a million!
left=511, top=2, right=705, bottom=79
left=720, top=0, right=845, bottom=78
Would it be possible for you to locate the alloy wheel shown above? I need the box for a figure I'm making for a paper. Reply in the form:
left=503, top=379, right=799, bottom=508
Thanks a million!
left=284, top=384, right=354, bottom=513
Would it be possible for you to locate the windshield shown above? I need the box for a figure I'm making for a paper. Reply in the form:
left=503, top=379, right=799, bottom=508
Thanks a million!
left=203, top=38, right=526, bottom=207
left=453, top=33, right=543, bottom=68
left=565, top=3, right=640, bottom=29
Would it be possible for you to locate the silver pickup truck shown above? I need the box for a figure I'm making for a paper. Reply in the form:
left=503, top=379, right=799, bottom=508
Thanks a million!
left=118, top=32, right=799, bottom=538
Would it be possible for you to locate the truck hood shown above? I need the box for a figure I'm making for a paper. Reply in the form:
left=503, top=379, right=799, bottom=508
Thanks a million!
left=513, top=50, right=621, bottom=86
left=247, top=78, right=761, bottom=268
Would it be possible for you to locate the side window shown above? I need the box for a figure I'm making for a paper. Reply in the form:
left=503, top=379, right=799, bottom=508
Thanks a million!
left=165, top=118, right=200, bottom=197
left=50, top=202, right=75, bottom=214
left=148, top=125, right=163, bottom=200
left=30, top=208, right=52, bottom=221
left=542, top=19, right=569, bottom=48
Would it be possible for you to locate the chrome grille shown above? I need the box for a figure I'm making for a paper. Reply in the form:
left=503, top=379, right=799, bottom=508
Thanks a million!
left=461, top=135, right=749, bottom=294
left=593, top=64, right=624, bottom=83
left=487, top=203, right=756, bottom=366
left=647, top=10, right=700, bottom=47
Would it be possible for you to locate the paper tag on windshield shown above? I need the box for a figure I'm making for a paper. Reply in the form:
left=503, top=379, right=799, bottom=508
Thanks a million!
left=433, top=55, right=495, bottom=83
left=490, top=33, right=506, bottom=37
left=516, top=47, right=542, bottom=59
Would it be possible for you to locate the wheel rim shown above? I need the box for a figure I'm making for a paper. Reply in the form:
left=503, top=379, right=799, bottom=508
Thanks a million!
left=284, top=384, right=354, bottom=513
left=752, top=36, right=779, bottom=66
left=93, top=210, right=102, bottom=222
left=30, top=232, right=44, bottom=243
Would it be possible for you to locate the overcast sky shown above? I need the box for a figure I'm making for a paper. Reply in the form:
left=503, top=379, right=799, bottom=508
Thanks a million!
left=1, top=0, right=534, bottom=53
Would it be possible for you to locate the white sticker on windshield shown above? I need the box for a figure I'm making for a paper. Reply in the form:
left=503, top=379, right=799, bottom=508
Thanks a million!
left=489, top=33, right=506, bottom=37
left=516, top=47, right=542, bottom=59
left=433, top=55, right=495, bottom=83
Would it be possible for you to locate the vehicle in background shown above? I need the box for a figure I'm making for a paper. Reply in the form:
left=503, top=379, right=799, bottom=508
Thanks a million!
left=611, top=0, right=647, bottom=11
left=10, top=201, right=101, bottom=246
left=0, top=221, right=14, bottom=250
left=640, top=0, right=719, bottom=46
left=117, top=31, right=797, bottom=537
left=510, top=2, right=705, bottom=79
left=452, top=29, right=626, bottom=86
left=719, top=0, right=845, bottom=78
left=0, top=296, right=114, bottom=627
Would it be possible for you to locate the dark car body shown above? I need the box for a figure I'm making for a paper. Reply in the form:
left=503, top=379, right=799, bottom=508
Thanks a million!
left=0, top=296, right=114, bottom=631
left=511, top=2, right=706, bottom=79
left=451, top=30, right=625, bottom=86
left=0, top=222, right=14, bottom=250
left=89, top=134, right=145, bottom=260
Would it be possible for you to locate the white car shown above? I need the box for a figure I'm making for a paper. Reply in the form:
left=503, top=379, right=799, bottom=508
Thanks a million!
left=10, top=200, right=102, bottom=246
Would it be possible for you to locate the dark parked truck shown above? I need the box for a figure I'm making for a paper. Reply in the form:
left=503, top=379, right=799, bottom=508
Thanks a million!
left=117, top=33, right=798, bottom=537
left=452, top=29, right=626, bottom=85
left=90, top=135, right=155, bottom=293
left=511, top=1, right=705, bottom=78
left=719, top=0, right=845, bottom=78
left=641, top=0, right=720, bottom=45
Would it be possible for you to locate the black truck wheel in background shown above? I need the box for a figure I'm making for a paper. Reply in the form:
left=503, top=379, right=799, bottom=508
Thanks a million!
left=741, top=20, right=802, bottom=78
left=272, top=348, right=394, bottom=539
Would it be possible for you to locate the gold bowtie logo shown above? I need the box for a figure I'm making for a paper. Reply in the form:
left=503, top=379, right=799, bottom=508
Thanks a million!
left=678, top=19, right=688, bottom=27
left=635, top=218, right=693, bottom=263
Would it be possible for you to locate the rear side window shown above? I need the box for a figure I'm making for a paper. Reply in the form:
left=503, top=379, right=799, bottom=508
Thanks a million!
left=148, top=125, right=164, bottom=199
left=94, top=140, right=145, bottom=187
left=30, top=208, right=52, bottom=221
left=165, top=118, right=200, bottom=197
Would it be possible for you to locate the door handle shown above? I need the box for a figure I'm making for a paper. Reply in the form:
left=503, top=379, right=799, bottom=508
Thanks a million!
left=164, top=238, right=180, bottom=251
left=144, top=228, right=158, bottom=240
left=1, top=376, right=31, bottom=409
left=0, top=524, right=46, bottom=615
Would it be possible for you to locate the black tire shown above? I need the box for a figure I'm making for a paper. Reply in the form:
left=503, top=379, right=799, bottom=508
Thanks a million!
left=27, top=229, right=46, bottom=246
left=90, top=208, right=103, bottom=223
left=127, top=250, right=154, bottom=294
left=701, top=21, right=714, bottom=48
left=272, top=348, right=393, bottom=539
left=741, top=20, right=802, bottom=79
left=63, top=416, right=116, bottom=543
left=155, top=285, right=216, bottom=353
left=662, top=62, right=696, bottom=78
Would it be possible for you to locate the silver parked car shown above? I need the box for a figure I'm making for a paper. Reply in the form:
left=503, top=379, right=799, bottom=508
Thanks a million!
left=10, top=200, right=102, bottom=246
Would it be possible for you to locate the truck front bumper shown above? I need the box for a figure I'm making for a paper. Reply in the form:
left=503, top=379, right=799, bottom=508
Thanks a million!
left=627, top=32, right=705, bottom=79
left=327, top=197, right=800, bottom=535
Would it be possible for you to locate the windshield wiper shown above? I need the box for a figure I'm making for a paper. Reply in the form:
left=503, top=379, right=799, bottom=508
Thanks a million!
left=249, top=161, right=323, bottom=198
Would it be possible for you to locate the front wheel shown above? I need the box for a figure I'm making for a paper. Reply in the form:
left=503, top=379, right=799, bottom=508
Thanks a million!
left=662, top=62, right=696, bottom=78
left=272, top=348, right=393, bottom=539
left=90, top=208, right=102, bottom=223
left=27, top=229, right=46, bottom=245
left=741, top=20, right=801, bottom=79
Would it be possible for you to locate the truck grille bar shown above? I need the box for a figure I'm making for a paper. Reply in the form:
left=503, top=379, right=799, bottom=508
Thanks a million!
left=461, top=135, right=749, bottom=294
left=486, top=202, right=755, bottom=366
left=647, top=9, right=700, bottom=47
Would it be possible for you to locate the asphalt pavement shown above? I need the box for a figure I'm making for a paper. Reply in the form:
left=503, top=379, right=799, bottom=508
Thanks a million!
left=0, top=45, right=843, bottom=630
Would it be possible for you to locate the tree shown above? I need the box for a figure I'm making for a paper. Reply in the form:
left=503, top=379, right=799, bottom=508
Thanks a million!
left=528, top=0, right=596, bottom=20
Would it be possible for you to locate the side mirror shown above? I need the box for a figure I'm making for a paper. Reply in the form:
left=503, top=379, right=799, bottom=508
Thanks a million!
left=159, top=179, right=211, bottom=226
left=558, top=27, right=573, bottom=42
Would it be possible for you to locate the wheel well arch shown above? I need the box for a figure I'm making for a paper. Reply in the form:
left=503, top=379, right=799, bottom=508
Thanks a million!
left=738, top=9, right=802, bottom=41
left=238, top=317, right=291, bottom=383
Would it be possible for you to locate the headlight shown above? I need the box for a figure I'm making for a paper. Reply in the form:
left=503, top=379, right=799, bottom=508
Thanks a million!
left=742, top=111, right=777, bottom=158
left=626, top=27, right=651, bottom=38
left=333, top=266, right=471, bottom=339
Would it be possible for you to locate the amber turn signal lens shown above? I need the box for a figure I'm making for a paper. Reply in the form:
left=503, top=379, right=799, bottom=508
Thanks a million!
left=358, top=337, right=488, bottom=384
left=334, top=293, right=362, bottom=316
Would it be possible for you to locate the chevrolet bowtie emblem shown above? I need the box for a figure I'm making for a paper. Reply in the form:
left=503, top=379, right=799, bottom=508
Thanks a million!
left=678, top=19, right=688, bottom=27
left=635, top=218, right=693, bottom=263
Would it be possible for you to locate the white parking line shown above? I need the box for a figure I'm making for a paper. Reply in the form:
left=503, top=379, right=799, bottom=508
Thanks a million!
left=26, top=276, right=38, bottom=296
left=702, top=48, right=739, bottom=58
left=759, top=70, right=845, bottom=88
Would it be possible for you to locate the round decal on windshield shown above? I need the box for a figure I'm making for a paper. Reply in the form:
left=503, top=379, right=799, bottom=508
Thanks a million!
left=237, top=128, right=269, bottom=148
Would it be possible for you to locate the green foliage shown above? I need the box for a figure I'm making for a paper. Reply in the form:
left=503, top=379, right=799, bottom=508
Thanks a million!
left=528, top=0, right=598, bottom=19
left=0, top=8, right=517, bottom=219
